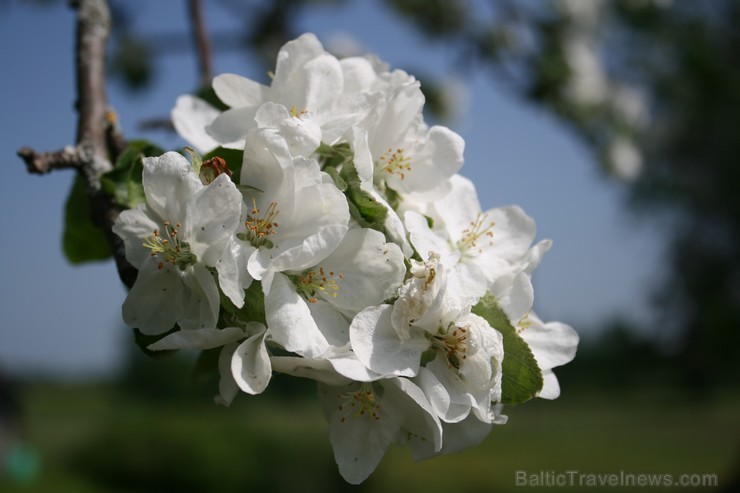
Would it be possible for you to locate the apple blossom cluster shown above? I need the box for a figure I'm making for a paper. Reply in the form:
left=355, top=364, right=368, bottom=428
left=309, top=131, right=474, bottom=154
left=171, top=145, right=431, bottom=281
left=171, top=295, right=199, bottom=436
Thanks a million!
left=113, top=33, right=578, bottom=484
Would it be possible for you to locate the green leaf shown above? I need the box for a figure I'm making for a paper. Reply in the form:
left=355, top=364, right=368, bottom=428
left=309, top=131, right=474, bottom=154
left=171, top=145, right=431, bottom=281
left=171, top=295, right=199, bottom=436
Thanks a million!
left=62, top=174, right=112, bottom=264
left=101, top=140, right=163, bottom=208
left=316, top=141, right=353, bottom=169
left=345, top=183, right=388, bottom=231
left=385, top=185, right=402, bottom=211
left=315, top=142, right=389, bottom=231
left=183, top=146, right=203, bottom=175
left=220, top=281, right=266, bottom=326
left=472, top=292, right=543, bottom=405
left=340, top=162, right=388, bottom=232
left=323, top=166, right=347, bottom=191
left=202, top=147, right=244, bottom=184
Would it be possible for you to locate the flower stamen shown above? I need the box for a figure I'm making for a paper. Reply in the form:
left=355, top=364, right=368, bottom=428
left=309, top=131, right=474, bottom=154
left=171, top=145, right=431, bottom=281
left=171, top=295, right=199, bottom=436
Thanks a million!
left=242, top=198, right=280, bottom=248
left=431, top=323, right=469, bottom=370
left=337, top=384, right=381, bottom=422
left=292, top=266, right=343, bottom=303
left=289, top=106, right=308, bottom=118
left=377, top=147, right=412, bottom=180
left=143, top=221, right=197, bottom=270
left=457, top=213, right=495, bottom=256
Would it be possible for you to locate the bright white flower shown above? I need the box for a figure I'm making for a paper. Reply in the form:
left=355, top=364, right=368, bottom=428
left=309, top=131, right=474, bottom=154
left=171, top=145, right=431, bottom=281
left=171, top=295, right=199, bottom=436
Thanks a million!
left=319, top=377, right=442, bottom=484
left=351, top=78, right=465, bottom=199
left=236, top=116, right=350, bottom=288
left=264, top=227, right=406, bottom=358
left=171, top=95, right=221, bottom=154
left=113, top=152, right=243, bottom=335
left=415, top=311, right=503, bottom=423
left=253, top=102, right=322, bottom=158
left=405, top=174, right=539, bottom=305
left=351, top=264, right=504, bottom=423
left=390, top=254, right=446, bottom=341
left=207, top=33, right=372, bottom=147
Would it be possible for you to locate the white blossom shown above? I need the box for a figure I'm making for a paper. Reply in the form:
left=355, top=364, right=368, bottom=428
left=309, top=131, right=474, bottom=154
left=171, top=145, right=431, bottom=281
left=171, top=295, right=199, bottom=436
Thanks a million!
left=113, top=152, right=242, bottom=334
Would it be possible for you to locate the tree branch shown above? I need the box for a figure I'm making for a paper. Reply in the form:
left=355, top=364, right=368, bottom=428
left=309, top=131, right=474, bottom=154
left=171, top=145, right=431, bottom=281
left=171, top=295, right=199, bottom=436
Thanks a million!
left=18, top=0, right=137, bottom=289
left=17, top=146, right=81, bottom=175
left=73, top=0, right=111, bottom=181
left=188, top=0, right=213, bottom=87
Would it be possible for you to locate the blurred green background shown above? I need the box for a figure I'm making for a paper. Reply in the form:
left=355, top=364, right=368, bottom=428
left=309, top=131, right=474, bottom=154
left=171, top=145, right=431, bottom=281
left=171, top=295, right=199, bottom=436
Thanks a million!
left=2, top=343, right=738, bottom=492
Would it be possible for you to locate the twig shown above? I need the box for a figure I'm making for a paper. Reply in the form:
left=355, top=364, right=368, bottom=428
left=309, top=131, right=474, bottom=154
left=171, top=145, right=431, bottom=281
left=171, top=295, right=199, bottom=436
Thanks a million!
left=105, top=107, right=128, bottom=162
left=17, top=146, right=81, bottom=175
left=17, top=0, right=137, bottom=289
left=73, top=0, right=111, bottom=184
left=188, top=0, right=213, bottom=87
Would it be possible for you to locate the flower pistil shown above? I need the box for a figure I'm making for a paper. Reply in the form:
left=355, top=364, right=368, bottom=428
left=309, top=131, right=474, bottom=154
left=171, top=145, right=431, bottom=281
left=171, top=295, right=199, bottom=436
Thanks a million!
left=143, top=221, right=197, bottom=270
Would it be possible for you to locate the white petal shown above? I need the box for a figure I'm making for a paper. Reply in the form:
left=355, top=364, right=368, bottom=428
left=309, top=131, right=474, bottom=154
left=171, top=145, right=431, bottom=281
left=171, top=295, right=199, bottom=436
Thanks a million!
left=122, top=256, right=184, bottom=335
left=484, top=205, right=537, bottom=264
left=307, top=300, right=351, bottom=347
left=206, top=106, right=257, bottom=146
left=215, top=342, right=240, bottom=406
left=112, top=205, right=160, bottom=268
left=340, top=56, right=379, bottom=93
left=405, top=210, right=451, bottom=259
left=433, top=174, right=481, bottom=239
left=178, top=263, right=221, bottom=331
left=142, top=152, right=202, bottom=223
left=317, top=228, right=406, bottom=314
left=367, top=81, right=424, bottom=154
left=523, top=239, right=552, bottom=274
left=270, top=356, right=352, bottom=386
left=391, top=126, right=465, bottom=196
left=273, top=33, right=326, bottom=88
left=320, top=382, right=398, bottom=485
left=212, top=73, right=268, bottom=108
left=327, top=351, right=385, bottom=382
left=147, top=326, right=246, bottom=351
left=297, top=54, right=344, bottom=114
left=409, top=415, right=492, bottom=461
left=264, top=273, right=330, bottom=358
left=520, top=319, right=579, bottom=371
left=171, top=95, right=221, bottom=154
left=320, top=93, right=377, bottom=145
left=537, top=370, right=561, bottom=400
left=350, top=305, right=428, bottom=377
left=384, top=378, right=442, bottom=452
left=231, top=324, right=271, bottom=394
left=494, top=271, right=534, bottom=323
left=215, top=238, right=255, bottom=308
left=186, top=173, right=243, bottom=265
left=253, top=223, right=349, bottom=278
left=280, top=116, right=322, bottom=158
left=419, top=361, right=474, bottom=423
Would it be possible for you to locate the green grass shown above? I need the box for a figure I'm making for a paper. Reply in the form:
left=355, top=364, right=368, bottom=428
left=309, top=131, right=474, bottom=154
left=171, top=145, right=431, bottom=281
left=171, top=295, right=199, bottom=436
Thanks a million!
left=1, top=382, right=737, bottom=492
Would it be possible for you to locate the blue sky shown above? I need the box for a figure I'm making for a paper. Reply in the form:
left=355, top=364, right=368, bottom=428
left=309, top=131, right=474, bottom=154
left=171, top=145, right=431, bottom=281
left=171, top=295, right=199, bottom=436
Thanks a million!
left=0, top=1, right=664, bottom=378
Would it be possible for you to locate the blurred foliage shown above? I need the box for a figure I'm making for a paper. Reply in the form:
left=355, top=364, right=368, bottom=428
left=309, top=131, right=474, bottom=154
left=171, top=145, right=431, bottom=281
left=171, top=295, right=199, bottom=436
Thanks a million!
left=62, top=174, right=113, bottom=264
left=2, top=367, right=738, bottom=492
